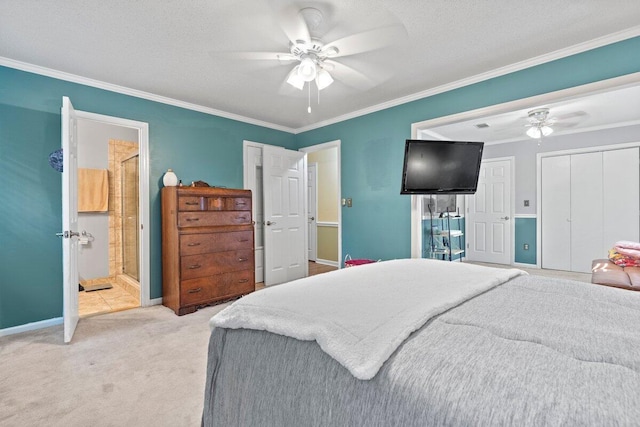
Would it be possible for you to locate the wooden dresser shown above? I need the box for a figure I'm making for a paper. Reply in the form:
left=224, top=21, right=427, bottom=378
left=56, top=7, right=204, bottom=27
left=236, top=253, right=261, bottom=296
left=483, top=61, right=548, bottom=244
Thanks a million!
left=161, top=186, right=255, bottom=315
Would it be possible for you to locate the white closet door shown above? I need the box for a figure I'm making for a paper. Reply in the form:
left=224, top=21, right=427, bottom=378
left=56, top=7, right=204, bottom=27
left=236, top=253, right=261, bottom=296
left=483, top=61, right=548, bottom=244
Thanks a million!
left=541, top=155, right=571, bottom=270
left=570, top=152, right=604, bottom=273
left=603, top=147, right=640, bottom=250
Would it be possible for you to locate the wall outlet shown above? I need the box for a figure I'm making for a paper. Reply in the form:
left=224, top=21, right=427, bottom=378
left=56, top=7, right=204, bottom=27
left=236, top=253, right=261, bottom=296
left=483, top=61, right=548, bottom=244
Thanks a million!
left=523, top=243, right=529, bottom=250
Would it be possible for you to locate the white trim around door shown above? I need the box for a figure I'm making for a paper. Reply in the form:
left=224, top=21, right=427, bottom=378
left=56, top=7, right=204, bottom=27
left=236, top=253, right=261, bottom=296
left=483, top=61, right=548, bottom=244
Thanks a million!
left=299, top=140, right=342, bottom=269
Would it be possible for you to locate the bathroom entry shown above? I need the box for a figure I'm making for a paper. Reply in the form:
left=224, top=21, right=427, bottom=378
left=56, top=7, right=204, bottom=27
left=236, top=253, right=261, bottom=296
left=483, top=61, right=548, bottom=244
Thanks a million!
left=76, top=119, right=141, bottom=318
left=62, top=97, right=150, bottom=342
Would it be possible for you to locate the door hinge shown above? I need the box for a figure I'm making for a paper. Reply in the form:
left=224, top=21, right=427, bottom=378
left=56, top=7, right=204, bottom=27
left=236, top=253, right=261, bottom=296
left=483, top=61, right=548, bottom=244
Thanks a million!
left=56, top=231, right=80, bottom=238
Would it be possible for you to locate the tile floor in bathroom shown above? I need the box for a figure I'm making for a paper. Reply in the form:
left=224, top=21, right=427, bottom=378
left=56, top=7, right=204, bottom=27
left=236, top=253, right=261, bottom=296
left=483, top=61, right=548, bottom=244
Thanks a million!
left=78, top=282, right=139, bottom=318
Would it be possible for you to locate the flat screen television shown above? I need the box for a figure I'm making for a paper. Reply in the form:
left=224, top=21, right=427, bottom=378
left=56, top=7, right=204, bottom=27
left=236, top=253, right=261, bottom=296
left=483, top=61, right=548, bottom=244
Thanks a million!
left=400, top=139, right=484, bottom=194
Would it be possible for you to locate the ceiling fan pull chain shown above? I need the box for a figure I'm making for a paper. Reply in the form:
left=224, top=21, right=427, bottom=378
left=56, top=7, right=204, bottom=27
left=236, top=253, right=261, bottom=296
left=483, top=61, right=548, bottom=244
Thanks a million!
left=308, top=83, right=311, bottom=113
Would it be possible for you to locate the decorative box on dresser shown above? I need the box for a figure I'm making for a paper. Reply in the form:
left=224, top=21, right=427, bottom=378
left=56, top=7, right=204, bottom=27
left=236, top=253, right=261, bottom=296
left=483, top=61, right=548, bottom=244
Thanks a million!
left=161, top=186, right=255, bottom=315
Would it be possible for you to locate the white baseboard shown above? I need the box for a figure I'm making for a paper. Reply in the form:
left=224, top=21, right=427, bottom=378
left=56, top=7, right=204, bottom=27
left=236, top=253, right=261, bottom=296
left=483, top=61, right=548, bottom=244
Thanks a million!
left=513, top=262, right=539, bottom=269
left=0, top=317, right=63, bottom=337
left=0, top=298, right=164, bottom=337
left=315, top=258, right=339, bottom=268
left=149, top=297, right=163, bottom=306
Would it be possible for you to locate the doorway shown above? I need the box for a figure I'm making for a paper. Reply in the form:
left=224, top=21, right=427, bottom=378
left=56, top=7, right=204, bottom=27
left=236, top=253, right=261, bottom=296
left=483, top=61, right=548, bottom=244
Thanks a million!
left=64, top=104, right=150, bottom=340
left=465, top=157, right=514, bottom=264
left=243, top=140, right=342, bottom=283
left=299, top=140, right=341, bottom=268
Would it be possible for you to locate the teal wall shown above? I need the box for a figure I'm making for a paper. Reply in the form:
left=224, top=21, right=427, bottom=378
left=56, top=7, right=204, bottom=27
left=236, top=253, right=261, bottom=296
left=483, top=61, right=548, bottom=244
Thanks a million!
left=0, top=66, right=294, bottom=329
left=295, top=37, right=640, bottom=262
left=1, top=36, right=639, bottom=330
left=514, top=217, right=537, bottom=265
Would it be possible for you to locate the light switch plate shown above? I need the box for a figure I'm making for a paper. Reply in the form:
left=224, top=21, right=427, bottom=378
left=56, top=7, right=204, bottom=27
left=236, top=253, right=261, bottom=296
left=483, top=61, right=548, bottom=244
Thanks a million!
left=346, top=198, right=352, bottom=207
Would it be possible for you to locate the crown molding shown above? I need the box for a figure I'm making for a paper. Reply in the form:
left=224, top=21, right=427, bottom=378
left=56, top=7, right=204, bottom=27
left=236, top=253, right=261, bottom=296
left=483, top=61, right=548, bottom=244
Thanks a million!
left=0, top=57, right=296, bottom=134
left=1, top=25, right=638, bottom=135
left=294, top=26, right=640, bottom=134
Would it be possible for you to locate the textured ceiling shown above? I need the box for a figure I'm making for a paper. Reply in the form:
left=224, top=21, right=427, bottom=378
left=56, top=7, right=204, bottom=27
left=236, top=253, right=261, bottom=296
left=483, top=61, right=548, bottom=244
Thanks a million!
left=1, top=0, right=639, bottom=131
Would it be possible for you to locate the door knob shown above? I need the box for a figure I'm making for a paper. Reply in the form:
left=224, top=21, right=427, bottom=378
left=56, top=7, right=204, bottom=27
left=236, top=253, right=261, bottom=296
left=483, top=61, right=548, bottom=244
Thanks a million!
left=310, top=216, right=315, bottom=221
left=500, top=216, right=510, bottom=220
left=266, top=221, right=276, bottom=226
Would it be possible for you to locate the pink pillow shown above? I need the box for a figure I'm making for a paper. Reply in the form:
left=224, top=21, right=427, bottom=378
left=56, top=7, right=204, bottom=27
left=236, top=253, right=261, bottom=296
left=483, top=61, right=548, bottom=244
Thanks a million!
left=615, top=240, right=640, bottom=250
left=615, top=246, right=640, bottom=259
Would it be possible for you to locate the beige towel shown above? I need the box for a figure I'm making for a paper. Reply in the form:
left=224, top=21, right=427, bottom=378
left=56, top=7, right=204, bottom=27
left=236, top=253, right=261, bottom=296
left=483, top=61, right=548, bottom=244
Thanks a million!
left=78, top=168, right=109, bottom=212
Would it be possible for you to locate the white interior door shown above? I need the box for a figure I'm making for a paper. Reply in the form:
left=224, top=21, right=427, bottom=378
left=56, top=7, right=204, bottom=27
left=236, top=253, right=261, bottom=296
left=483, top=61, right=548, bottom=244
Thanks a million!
left=541, top=155, right=571, bottom=270
left=263, top=146, right=307, bottom=286
left=570, top=152, right=603, bottom=272
left=244, top=143, right=264, bottom=283
left=308, top=163, right=318, bottom=262
left=61, top=96, right=79, bottom=343
left=466, top=159, right=512, bottom=264
left=603, top=148, right=640, bottom=250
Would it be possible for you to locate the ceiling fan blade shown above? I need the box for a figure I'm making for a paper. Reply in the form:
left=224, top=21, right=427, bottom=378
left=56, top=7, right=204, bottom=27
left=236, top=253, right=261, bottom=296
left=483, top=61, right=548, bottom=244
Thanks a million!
left=274, top=3, right=311, bottom=43
left=554, top=111, right=588, bottom=120
left=325, top=60, right=378, bottom=91
left=323, top=24, right=407, bottom=58
left=210, top=51, right=296, bottom=62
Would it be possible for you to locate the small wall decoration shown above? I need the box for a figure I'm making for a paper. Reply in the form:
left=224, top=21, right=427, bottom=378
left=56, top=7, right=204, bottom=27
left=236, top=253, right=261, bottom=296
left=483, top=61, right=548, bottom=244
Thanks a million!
left=48, top=148, right=63, bottom=172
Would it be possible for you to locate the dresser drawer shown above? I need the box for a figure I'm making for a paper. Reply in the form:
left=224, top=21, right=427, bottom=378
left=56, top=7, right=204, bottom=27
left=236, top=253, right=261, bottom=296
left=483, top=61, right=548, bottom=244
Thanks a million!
left=224, top=197, right=251, bottom=211
left=180, top=231, right=253, bottom=255
left=181, top=249, right=253, bottom=279
left=180, top=270, right=254, bottom=306
left=178, top=211, right=251, bottom=227
left=178, top=196, right=205, bottom=211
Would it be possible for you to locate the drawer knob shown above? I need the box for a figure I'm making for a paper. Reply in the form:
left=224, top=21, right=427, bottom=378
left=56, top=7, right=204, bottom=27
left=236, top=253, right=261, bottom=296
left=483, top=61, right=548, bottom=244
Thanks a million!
left=238, top=258, right=248, bottom=262
left=187, top=242, right=201, bottom=247
left=238, top=279, right=249, bottom=283
left=188, top=264, right=201, bottom=269
left=187, top=287, right=202, bottom=293
left=186, top=218, right=200, bottom=222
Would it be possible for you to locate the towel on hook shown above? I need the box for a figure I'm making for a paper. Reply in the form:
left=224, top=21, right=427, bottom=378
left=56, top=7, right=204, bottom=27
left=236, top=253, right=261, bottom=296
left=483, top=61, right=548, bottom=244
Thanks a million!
left=78, top=168, right=109, bottom=212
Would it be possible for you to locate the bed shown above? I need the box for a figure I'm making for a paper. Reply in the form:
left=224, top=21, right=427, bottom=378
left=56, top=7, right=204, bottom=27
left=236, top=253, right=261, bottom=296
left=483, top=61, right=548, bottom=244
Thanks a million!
left=202, top=259, right=640, bottom=426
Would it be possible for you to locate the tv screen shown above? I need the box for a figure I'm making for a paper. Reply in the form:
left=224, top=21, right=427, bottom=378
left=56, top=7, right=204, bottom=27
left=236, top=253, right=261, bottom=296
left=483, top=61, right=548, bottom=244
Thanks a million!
left=400, top=140, right=484, bottom=194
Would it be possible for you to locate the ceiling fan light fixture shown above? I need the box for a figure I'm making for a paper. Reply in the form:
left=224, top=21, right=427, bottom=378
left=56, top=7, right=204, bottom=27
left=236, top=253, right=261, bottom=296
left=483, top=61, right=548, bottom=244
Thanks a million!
left=286, top=66, right=305, bottom=90
left=526, top=126, right=542, bottom=139
left=298, top=56, right=317, bottom=82
left=315, top=68, right=333, bottom=90
left=526, top=124, right=554, bottom=139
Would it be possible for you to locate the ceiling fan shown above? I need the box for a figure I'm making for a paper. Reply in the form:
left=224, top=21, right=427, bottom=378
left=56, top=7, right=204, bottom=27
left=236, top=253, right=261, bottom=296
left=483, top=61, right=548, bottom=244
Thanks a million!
left=212, top=5, right=407, bottom=111
left=524, top=108, right=587, bottom=139
left=525, top=108, right=556, bottom=139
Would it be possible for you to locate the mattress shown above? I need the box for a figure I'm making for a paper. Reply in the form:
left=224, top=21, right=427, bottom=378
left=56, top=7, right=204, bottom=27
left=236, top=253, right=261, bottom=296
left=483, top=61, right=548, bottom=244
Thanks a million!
left=202, top=268, right=640, bottom=426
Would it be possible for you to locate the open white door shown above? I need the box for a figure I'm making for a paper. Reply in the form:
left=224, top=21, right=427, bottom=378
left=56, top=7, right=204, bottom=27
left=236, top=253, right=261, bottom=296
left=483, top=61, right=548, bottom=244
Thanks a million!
left=61, top=97, right=80, bottom=343
left=263, top=146, right=307, bottom=286
left=465, top=158, right=512, bottom=264
left=308, top=163, right=318, bottom=262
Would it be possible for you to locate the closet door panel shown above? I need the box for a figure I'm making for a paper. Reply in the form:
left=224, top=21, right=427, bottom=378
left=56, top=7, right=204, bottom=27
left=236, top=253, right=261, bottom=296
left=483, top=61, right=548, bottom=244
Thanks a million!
left=541, top=155, right=571, bottom=270
left=603, top=147, right=640, bottom=250
left=570, top=152, right=603, bottom=273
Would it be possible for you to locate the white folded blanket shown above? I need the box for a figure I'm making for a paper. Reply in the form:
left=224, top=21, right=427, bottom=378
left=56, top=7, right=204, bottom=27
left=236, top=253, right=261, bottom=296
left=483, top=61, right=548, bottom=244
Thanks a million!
left=210, top=258, right=526, bottom=380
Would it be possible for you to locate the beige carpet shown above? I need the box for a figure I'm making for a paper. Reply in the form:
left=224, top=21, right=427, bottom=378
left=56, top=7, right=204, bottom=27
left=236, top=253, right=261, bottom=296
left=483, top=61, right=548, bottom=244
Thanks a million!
left=0, top=303, right=229, bottom=427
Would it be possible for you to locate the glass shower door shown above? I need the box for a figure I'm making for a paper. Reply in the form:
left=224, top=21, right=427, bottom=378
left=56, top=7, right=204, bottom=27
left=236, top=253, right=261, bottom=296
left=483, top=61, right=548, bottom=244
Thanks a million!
left=121, top=154, right=139, bottom=280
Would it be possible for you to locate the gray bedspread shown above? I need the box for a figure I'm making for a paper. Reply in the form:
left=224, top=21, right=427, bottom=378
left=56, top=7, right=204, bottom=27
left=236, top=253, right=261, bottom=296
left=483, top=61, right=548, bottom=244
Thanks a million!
left=202, top=275, right=640, bottom=426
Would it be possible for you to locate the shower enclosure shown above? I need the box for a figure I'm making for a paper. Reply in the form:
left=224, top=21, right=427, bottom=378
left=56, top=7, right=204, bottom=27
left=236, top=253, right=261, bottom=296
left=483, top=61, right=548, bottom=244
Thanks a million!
left=121, top=153, right=139, bottom=280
